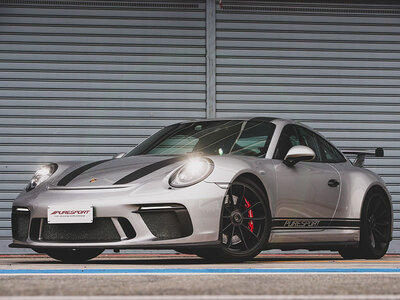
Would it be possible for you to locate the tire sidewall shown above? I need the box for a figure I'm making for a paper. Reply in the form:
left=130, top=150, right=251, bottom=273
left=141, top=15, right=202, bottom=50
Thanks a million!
left=360, top=191, right=390, bottom=258
left=217, top=177, right=271, bottom=262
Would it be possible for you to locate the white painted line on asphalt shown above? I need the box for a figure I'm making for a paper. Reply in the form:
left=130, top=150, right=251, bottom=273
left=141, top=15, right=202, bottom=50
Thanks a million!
left=1, top=295, right=400, bottom=300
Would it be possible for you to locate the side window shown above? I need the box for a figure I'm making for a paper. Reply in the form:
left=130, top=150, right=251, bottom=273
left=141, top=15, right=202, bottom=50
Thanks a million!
left=231, top=121, right=276, bottom=157
left=315, top=135, right=346, bottom=163
left=295, top=126, right=322, bottom=162
left=274, top=125, right=300, bottom=160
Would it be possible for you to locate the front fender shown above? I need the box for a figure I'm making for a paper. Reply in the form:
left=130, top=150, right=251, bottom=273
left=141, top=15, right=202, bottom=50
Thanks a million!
left=204, top=155, right=270, bottom=184
left=204, top=156, right=277, bottom=213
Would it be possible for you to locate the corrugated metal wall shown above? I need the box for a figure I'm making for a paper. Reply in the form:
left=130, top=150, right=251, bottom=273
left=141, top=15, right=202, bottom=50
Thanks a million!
left=215, top=0, right=400, bottom=252
left=0, top=0, right=206, bottom=246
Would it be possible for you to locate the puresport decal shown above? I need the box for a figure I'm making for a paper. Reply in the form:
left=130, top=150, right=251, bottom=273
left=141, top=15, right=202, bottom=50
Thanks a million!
left=272, top=218, right=360, bottom=230
left=50, top=210, right=91, bottom=215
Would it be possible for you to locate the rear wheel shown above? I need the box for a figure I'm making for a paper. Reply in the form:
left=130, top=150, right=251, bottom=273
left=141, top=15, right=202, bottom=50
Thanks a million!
left=45, top=248, right=104, bottom=263
left=339, top=190, right=391, bottom=259
left=196, top=178, right=270, bottom=262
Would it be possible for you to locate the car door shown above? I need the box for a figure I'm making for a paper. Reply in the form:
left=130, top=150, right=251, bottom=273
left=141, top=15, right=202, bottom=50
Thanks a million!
left=273, top=125, right=341, bottom=222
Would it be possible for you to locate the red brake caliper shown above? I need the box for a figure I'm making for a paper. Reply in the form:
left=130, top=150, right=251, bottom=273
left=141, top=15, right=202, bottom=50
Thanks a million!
left=244, top=198, right=254, bottom=232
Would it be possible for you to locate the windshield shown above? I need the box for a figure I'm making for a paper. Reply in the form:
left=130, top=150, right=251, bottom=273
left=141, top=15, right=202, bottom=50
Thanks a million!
left=127, top=120, right=276, bottom=157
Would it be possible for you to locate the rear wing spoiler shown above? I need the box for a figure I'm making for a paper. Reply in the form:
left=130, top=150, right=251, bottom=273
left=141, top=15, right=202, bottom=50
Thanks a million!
left=342, top=147, right=384, bottom=167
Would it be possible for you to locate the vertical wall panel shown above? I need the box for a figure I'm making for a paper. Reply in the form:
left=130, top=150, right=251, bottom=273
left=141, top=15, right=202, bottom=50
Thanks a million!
left=0, top=0, right=206, bottom=246
left=216, top=0, right=400, bottom=252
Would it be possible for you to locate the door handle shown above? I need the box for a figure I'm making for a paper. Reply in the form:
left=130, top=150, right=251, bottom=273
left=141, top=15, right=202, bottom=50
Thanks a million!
left=328, top=179, right=340, bottom=187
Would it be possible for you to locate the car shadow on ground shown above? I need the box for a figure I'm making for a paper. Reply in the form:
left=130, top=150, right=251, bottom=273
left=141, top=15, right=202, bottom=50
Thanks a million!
left=14, top=254, right=343, bottom=265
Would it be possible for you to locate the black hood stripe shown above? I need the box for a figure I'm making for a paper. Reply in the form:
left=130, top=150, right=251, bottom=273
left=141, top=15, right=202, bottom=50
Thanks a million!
left=57, top=160, right=110, bottom=186
left=114, top=156, right=184, bottom=185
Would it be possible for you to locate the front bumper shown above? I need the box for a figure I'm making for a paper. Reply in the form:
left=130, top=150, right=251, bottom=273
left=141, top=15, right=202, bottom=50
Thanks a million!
left=10, top=180, right=227, bottom=249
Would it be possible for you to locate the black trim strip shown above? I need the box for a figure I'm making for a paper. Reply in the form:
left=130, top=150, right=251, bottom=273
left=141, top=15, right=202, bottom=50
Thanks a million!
left=271, top=218, right=360, bottom=229
left=330, top=220, right=360, bottom=227
left=57, top=160, right=110, bottom=186
left=272, top=217, right=359, bottom=220
left=114, top=156, right=184, bottom=185
left=249, top=117, right=275, bottom=123
left=272, top=227, right=360, bottom=231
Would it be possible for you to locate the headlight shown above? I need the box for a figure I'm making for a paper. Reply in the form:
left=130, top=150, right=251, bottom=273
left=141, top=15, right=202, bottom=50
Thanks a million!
left=169, top=157, right=213, bottom=188
left=26, top=163, right=58, bottom=191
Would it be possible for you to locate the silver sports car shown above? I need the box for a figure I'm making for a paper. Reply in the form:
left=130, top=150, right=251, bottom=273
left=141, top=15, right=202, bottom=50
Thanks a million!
left=10, top=118, right=392, bottom=262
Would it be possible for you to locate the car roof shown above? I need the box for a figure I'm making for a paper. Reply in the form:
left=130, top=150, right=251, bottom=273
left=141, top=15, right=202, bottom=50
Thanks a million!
left=178, top=117, right=319, bottom=137
left=181, top=117, right=280, bottom=123
left=179, top=117, right=298, bottom=127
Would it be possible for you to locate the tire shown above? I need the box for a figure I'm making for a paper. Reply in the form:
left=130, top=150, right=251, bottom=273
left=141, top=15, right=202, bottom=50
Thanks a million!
left=45, top=248, right=104, bottom=263
left=196, top=177, right=271, bottom=262
left=338, top=247, right=361, bottom=260
left=339, top=190, right=391, bottom=259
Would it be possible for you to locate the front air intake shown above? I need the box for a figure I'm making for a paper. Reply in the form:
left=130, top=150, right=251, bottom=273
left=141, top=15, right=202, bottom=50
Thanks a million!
left=31, top=218, right=121, bottom=243
left=140, top=206, right=193, bottom=240
left=11, top=208, right=30, bottom=241
left=117, top=217, right=136, bottom=239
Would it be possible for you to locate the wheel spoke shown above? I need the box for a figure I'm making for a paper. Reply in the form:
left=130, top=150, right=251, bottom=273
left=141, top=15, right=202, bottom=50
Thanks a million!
left=370, top=229, right=376, bottom=248
left=237, top=186, right=246, bottom=210
left=243, top=216, right=265, bottom=221
left=376, top=209, right=388, bottom=219
left=376, top=221, right=389, bottom=227
left=240, top=224, right=260, bottom=241
left=242, top=201, right=262, bottom=214
left=223, top=205, right=231, bottom=215
left=228, top=225, right=235, bottom=248
left=373, top=227, right=387, bottom=242
left=228, top=188, right=235, bottom=211
left=222, top=223, right=232, bottom=233
left=238, top=226, right=249, bottom=250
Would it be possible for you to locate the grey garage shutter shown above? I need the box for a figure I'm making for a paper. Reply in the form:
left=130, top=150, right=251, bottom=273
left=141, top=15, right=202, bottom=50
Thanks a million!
left=216, top=1, right=400, bottom=252
left=0, top=0, right=206, bottom=248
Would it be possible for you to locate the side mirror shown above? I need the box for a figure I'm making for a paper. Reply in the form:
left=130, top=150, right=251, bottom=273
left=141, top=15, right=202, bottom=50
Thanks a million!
left=113, top=152, right=126, bottom=159
left=283, top=145, right=315, bottom=167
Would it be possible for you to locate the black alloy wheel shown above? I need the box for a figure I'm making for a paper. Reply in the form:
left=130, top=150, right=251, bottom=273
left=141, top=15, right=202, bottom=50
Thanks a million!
left=339, top=190, right=391, bottom=259
left=195, top=177, right=270, bottom=262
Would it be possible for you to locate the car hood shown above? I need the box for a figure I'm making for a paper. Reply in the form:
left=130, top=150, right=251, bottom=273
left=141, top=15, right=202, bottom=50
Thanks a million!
left=51, top=155, right=186, bottom=188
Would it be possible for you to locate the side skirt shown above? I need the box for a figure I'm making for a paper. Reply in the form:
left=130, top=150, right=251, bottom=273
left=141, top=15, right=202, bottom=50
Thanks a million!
left=268, top=218, right=360, bottom=248
left=265, top=241, right=359, bottom=251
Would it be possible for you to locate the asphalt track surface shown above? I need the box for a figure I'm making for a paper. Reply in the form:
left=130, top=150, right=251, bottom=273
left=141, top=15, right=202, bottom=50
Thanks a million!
left=1, top=253, right=400, bottom=300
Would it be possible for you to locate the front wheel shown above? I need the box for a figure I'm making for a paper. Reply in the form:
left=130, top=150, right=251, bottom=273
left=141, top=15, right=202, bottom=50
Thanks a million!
left=45, top=248, right=104, bottom=263
left=339, top=190, right=391, bottom=259
left=197, top=178, right=271, bottom=262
